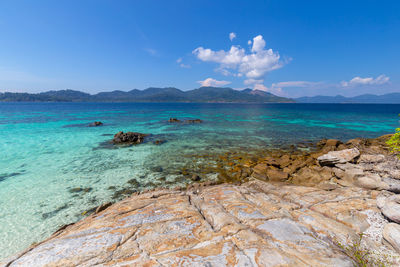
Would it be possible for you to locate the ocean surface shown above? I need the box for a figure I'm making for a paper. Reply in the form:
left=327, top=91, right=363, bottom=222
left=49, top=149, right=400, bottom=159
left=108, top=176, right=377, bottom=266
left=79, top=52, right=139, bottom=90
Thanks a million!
left=0, top=102, right=399, bottom=259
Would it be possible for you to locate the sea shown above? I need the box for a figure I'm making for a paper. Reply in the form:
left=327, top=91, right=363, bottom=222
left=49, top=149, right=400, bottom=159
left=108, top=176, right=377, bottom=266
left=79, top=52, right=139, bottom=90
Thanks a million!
left=0, top=102, right=399, bottom=259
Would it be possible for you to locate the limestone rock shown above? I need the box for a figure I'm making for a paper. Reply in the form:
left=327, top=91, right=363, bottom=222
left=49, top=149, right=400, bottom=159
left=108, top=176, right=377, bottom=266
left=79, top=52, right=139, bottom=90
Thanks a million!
left=359, top=154, right=385, bottom=164
left=355, top=174, right=388, bottom=190
left=383, top=177, right=400, bottom=193
left=383, top=223, right=400, bottom=253
left=381, top=195, right=400, bottom=223
left=5, top=180, right=397, bottom=266
left=317, top=148, right=360, bottom=166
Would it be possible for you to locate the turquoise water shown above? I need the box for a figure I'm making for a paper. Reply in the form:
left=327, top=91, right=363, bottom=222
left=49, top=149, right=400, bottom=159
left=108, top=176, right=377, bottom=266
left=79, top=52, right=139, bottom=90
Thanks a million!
left=0, top=102, right=399, bottom=259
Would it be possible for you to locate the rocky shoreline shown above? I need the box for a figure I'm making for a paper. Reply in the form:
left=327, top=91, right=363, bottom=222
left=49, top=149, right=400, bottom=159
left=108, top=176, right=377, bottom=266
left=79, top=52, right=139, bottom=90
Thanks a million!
left=3, top=135, right=400, bottom=266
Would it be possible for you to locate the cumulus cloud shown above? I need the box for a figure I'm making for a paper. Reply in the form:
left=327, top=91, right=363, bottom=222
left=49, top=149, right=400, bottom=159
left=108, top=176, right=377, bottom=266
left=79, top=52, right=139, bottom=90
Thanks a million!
left=197, top=78, right=231, bottom=87
left=193, top=34, right=285, bottom=90
left=341, top=74, right=389, bottom=87
left=229, top=32, right=236, bottom=41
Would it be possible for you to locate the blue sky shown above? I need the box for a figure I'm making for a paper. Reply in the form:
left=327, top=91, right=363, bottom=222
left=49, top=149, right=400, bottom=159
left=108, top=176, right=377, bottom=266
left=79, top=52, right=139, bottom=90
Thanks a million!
left=0, top=0, right=399, bottom=97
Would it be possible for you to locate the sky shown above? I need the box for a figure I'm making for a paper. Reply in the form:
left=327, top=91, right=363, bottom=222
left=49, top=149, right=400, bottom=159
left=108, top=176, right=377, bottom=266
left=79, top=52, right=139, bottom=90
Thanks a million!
left=0, top=0, right=399, bottom=97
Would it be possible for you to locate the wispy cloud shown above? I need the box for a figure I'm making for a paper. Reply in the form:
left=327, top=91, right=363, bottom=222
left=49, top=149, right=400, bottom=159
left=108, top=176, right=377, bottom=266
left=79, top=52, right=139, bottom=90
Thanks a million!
left=197, top=78, right=231, bottom=87
left=176, top=58, right=191, bottom=68
left=229, top=32, right=236, bottom=41
left=341, top=74, right=389, bottom=87
left=144, top=48, right=157, bottom=56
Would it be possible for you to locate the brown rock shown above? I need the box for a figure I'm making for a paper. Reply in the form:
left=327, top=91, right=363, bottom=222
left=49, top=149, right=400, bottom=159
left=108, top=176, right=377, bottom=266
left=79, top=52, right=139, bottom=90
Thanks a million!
left=266, top=169, right=289, bottom=182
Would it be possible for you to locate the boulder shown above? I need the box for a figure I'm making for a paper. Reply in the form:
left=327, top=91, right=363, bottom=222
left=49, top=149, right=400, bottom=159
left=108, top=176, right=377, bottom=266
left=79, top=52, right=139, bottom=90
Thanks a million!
left=317, top=148, right=360, bottom=166
left=383, top=177, right=400, bottom=193
left=252, top=163, right=268, bottom=180
left=354, top=174, right=388, bottom=190
left=325, top=139, right=342, bottom=147
left=383, top=223, right=400, bottom=253
left=381, top=195, right=400, bottom=223
left=112, top=131, right=148, bottom=144
left=358, top=154, right=385, bottom=163
left=89, top=121, right=103, bottom=127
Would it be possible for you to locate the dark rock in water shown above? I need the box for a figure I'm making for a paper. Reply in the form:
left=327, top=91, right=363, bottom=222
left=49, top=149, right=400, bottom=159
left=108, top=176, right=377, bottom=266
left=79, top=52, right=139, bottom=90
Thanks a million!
left=153, top=139, right=166, bottom=145
left=107, top=186, right=116, bottom=190
left=185, top=119, right=203, bottom=123
left=95, top=202, right=112, bottom=213
left=89, top=121, right=103, bottom=127
left=169, top=118, right=181, bottom=123
left=68, top=187, right=92, bottom=193
left=101, top=133, right=113, bottom=137
left=127, top=178, right=140, bottom=188
left=0, top=172, right=23, bottom=182
left=150, top=166, right=163, bottom=172
left=112, top=188, right=137, bottom=199
left=112, top=131, right=148, bottom=145
left=42, top=204, right=68, bottom=219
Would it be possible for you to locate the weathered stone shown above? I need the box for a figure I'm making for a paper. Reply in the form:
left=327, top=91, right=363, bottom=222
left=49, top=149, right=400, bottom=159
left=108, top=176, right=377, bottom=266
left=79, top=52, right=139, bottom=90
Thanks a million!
left=95, top=202, right=112, bottom=213
left=326, top=139, right=341, bottom=146
left=383, top=223, right=400, bottom=253
left=383, top=177, right=400, bottom=193
left=291, top=166, right=333, bottom=186
left=5, top=180, right=398, bottom=266
left=266, top=169, right=288, bottom=182
left=381, top=195, right=400, bottom=223
left=355, top=174, right=388, bottom=190
left=359, top=154, right=385, bottom=163
left=317, top=148, right=360, bottom=166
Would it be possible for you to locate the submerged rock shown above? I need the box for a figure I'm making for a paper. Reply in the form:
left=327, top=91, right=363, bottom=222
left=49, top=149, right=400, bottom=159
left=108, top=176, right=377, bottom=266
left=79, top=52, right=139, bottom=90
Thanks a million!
left=112, top=131, right=148, bottom=145
left=168, top=118, right=181, bottom=123
left=185, top=119, right=203, bottom=123
left=317, top=148, right=360, bottom=166
left=89, top=121, right=103, bottom=127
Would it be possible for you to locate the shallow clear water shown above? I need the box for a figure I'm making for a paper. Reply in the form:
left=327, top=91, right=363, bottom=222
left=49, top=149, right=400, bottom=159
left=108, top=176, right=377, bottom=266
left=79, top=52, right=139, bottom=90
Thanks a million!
left=0, top=102, right=399, bottom=259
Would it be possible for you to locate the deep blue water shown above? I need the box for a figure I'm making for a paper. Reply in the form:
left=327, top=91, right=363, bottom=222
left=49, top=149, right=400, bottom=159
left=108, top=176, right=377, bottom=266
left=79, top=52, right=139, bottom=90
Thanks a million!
left=0, top=102, right=399, bottom=259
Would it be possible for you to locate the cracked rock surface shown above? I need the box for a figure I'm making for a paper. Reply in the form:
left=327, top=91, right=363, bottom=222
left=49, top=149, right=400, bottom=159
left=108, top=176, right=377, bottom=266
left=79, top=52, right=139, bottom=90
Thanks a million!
left=3, top=179, right=400, bottom=267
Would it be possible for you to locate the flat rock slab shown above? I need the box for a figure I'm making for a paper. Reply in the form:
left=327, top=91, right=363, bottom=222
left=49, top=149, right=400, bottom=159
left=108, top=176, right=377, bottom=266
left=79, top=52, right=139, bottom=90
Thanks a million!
left=2, top=180, right=399, bottom=267
left=318, top=148, right=360, bottom=166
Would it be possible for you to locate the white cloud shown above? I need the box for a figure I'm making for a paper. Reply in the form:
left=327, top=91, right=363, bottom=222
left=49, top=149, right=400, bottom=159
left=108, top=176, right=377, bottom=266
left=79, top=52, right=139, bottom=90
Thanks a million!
left=197, top=78, right=231, bottom=87
left=341, top=74, right=389, bottom=87
left=193, top=35, right=283, bottom=78
left=229, top=32, right=236, bottom=41
left=176, top=57, right=182, bottom=63
left=193, top=34, right=285, bottom=90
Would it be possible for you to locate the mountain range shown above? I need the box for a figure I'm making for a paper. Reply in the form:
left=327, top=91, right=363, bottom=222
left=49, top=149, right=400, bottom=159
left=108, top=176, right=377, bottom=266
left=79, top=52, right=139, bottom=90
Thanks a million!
left=0, top=87, right=293, bottom=103
left=296, top=93, right=400, bottom=104
left=1, top=87, right=400, bottom=103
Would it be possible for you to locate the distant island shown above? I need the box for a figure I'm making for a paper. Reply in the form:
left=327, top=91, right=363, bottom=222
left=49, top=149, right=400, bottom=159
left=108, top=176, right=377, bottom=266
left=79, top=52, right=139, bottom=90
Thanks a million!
left=1, top=87, right=400, bottom=103
left=296, top=93, right=400, bottom=104
left=0, top=87, right=293, bottom=103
